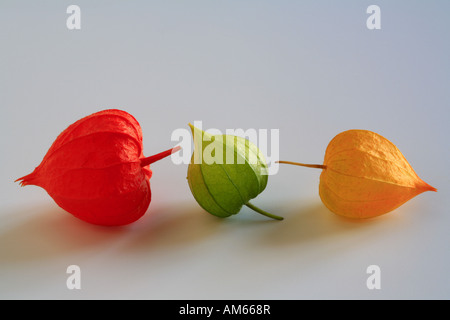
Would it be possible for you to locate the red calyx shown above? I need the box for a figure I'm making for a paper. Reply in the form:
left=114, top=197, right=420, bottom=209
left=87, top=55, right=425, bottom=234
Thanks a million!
left=16, top=109, right=180, bottom=226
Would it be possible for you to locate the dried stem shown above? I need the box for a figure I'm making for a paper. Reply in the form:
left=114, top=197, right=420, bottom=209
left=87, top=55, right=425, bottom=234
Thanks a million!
left=141, top=146, right=181, bottom=167
left=276, top=161, right=326, bottom=169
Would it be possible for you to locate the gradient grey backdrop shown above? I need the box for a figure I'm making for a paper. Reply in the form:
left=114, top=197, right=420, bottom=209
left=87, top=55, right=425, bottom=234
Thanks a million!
left=1, top=0, right=449, bottom=299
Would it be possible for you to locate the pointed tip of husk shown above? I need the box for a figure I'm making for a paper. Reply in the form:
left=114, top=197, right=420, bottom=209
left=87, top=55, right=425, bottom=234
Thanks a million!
left=188, top=123, right=202, bottom=137
left=188, top=122, right=211, bottom=142
left=423, top=182, right=437, bottom=192
left=417, top=179, right=437, bottom=193
left=15, top=172, right=35, bottom=187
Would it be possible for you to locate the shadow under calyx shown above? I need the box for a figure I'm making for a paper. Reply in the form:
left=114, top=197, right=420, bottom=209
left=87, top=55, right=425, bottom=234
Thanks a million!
left=0, top=204, right=129, bottom=264
left=262, top=200, right=387, bottom=246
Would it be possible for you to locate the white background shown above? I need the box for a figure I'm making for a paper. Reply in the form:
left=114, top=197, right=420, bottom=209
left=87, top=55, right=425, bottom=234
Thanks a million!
left=1, top=1, right=449, bottom=299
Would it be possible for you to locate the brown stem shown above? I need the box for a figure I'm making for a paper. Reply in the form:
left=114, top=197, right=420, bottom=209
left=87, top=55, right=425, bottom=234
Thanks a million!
left=276, top=161, right=326, bottom=169
left=140, top=146, right=181, bottom=167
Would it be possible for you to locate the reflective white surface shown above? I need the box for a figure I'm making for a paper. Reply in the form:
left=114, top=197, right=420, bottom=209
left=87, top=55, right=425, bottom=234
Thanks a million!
left=1, top=0, right=448, bottom=299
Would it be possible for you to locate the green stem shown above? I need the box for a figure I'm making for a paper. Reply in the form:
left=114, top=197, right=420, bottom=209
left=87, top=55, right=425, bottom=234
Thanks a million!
left=245, top=202, right=284, bottom=221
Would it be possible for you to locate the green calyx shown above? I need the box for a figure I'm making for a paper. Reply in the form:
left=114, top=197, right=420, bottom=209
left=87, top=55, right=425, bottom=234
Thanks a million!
left=187, top=124, right=283, bottom=221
